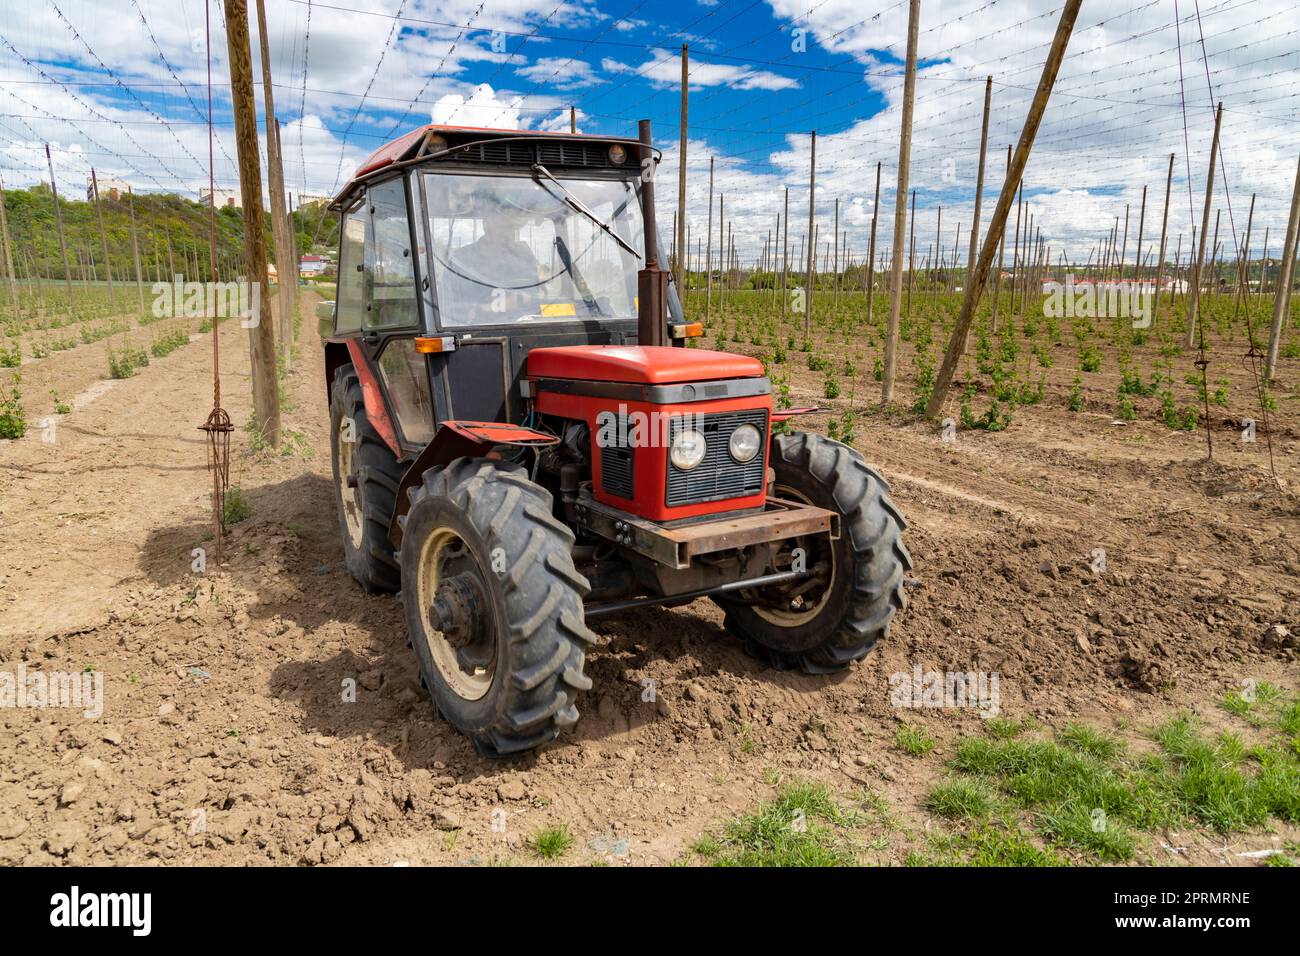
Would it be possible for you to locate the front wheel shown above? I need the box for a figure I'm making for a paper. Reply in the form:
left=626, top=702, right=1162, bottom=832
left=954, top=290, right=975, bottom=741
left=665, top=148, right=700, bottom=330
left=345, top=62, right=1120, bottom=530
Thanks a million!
left=400, top=458, right=596, bottom=757
left=717, top=431, right=911, bottom=673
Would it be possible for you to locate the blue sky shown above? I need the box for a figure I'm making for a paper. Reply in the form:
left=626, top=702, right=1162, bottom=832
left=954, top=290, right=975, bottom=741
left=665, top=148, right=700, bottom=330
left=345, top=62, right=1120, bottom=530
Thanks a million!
left=1, top=0, right=1297, bottom=263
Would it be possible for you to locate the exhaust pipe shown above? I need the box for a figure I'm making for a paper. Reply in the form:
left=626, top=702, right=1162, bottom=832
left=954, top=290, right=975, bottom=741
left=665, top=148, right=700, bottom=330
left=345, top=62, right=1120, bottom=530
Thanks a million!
left=636, top=118, right=668, bottom=348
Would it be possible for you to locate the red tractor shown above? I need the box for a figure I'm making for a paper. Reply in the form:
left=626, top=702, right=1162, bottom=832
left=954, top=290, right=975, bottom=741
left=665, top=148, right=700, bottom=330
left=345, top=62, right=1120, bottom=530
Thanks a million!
left=319, top=119, right=910, bottom=756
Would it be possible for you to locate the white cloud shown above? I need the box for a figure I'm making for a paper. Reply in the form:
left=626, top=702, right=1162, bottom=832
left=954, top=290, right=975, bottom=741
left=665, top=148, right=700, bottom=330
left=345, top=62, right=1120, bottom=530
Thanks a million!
left=516, top=57, right=605, bottom=91
left=602, top=49, right=799, bottom=91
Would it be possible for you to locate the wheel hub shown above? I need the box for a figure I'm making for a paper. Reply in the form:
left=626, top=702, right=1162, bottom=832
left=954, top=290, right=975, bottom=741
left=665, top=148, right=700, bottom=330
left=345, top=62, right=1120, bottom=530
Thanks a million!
left=417, top=529, right=497, bottom=701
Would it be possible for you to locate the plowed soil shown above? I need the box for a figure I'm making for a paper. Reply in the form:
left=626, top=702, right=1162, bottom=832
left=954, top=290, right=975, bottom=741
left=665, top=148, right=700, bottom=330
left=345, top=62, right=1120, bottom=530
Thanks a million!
left=1, top=290, right=1296, bottom=866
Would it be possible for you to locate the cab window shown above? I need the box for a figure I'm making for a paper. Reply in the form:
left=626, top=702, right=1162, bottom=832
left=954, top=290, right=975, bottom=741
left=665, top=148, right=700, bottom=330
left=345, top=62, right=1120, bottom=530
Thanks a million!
left=364, top=178, right=419, bottom=331
left=335, top=201, right=367, bottom=333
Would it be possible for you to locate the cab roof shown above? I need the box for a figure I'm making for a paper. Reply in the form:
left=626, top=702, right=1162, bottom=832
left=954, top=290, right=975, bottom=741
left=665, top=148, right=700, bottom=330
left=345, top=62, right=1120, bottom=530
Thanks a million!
left=334, top=124, right=644, bottom=207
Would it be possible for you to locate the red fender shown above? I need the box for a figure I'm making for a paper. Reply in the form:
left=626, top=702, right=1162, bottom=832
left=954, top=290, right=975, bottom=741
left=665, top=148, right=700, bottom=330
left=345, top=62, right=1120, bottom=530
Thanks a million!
left=344, top=339, right=401, bottom=456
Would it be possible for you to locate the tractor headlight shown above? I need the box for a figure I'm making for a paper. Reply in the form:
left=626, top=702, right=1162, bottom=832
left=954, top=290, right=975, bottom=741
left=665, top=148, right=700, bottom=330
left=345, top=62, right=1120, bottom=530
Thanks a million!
left=728, top=424, right=762, bottom=463
left=670, top=429, right=707, bottom=470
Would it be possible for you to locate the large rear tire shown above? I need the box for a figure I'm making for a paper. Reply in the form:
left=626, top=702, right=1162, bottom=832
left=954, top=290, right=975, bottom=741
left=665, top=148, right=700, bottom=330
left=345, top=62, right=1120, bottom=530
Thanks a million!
left=329, top=364, right=402, bottom=593
left=717, top=431, right=910, bottom=674
left=399, top=458, right=596, bottom=757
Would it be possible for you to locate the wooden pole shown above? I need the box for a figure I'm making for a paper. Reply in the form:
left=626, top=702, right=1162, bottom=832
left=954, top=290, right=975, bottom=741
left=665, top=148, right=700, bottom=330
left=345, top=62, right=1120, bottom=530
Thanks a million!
left=1134, top=184, right=1147, bottom=296
left=225, top=0, right=281, bottom=446
left=1184, top=102, right=1223, bottom=349
left=781, top=185, right=789, bottom=319
left=881, top=0, right=920, bottom=402
left=44, top=145, right=75, bottom=315
left=704, top=156, right=714, bottom=322
left=804, top=130, right=817, bottom=333
left=968, top=76, right=992, bottom=284
left=676, top=44, right=688, bottom=298
left=866, top=161, right=881, bottom=328
left=0, top=175, right=19, bottom=316
left=832, top=197, right=840, bottom=309
left=1153, top=153, right=1174, bottom=321
left=256, top=0, right=296, bottom=368
left=926, top=0, right=1083, bottom=418
left=1265, top=151, right=1300, bottom=380
left=90, top=169, right=116, bottom=312
left=127, top=187, right=145, bottom=316
left=1234, top=193, right=1254, bottom=309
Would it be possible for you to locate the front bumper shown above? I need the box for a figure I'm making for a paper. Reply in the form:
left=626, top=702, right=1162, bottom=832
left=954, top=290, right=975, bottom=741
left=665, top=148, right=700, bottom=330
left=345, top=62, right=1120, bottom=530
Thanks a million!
left=574, top=492, right=840, bottom=570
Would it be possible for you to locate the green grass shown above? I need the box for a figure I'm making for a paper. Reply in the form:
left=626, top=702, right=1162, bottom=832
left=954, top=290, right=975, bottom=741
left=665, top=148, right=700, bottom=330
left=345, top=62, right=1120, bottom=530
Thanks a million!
left=693, top=781, right=862, bottom=867
left=895, top=723, right=936, bottom=756
left=222, top=486, right=250, bottom=525
left=983, top=716, right=1031, bottom=739
left=1220, top=681, right=1285, bottom=727
left=528, top=824, right=575, bottom=860
left=924, top=779, right=996, bottom=821
left=906, top=824, right=1067, bottom=867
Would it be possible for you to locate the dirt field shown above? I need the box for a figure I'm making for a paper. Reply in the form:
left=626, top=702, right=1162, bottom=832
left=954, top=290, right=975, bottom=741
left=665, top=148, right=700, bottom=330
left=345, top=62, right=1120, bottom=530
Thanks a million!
left=1, top=289, right=1297, bottom=866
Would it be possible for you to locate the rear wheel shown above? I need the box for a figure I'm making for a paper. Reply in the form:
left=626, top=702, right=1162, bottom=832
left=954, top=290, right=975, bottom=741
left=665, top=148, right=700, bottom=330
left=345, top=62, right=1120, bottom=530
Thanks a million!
left=329, top=364, right=402, bottom=593
left=717, top=431, right=910, bottom=673
left=400, top=458, right=596, bottom=757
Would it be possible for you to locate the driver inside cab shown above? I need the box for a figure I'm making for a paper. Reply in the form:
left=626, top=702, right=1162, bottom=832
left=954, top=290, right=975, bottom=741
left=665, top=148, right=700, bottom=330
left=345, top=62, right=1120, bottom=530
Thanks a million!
left=452, top=203, right=544, bottom=288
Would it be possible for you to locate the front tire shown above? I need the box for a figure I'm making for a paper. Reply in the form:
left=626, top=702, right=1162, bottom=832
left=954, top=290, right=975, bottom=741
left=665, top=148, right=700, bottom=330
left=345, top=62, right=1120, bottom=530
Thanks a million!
left=400, top=458, right=596, bottom=757
left=718, top=431, right=911, bottom=673
left=329, top=364, right=403, bottom=593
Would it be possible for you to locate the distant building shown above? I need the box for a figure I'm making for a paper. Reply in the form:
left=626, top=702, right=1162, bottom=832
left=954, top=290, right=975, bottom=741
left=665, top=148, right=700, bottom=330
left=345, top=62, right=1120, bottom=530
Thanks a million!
left=299, top=255, right=326, bottom=276
left=293, top=192, right=330, bottom=210
left=200, top=187, right=242, bottom=209
left=86, top=176, right=132, bottom=201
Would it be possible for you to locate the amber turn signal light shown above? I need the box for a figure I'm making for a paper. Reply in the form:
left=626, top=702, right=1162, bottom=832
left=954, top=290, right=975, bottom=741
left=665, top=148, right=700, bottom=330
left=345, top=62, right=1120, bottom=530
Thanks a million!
left=414, top=336, right=456, bottom=353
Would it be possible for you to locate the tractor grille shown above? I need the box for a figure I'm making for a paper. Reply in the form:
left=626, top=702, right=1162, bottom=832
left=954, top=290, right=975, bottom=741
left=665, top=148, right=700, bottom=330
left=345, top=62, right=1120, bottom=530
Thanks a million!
left=666, top=409, right=768, bottom=507
left=600, top=444, right=634, bottom=499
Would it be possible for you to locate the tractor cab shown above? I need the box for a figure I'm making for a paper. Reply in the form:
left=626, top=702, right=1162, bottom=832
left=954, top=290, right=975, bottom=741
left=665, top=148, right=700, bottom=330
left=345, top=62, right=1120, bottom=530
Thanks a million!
left=320, top=121, right=910, bottom=757
left=322, top=123, right=687, bottom=451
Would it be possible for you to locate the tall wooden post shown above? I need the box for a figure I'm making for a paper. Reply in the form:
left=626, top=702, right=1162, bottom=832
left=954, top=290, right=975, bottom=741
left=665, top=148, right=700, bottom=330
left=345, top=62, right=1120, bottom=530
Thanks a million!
left=878, top=0, right=920, bottom=408
left=1153, top=153, right=1174, bottom=322
left=926, top=0, right=1083, bottom=418
left=704, top=156, right=714, bottom=322
left=225, top=0, right=281, bottom=447
left=127, top=187, right=145, bottom=315
left=44, top=145, right=75, bottom=315
left=781, top=186, right=789, bottom=319
left=1234, top=193, right=1254, bottom=309
left=256, top=0, right=296, bottom=368
left=1133, top=184, right=1147, bottom=294
left=90, top=169, right=116, bottom=311
left=676, top=44, right=688, bottom=298
left=804, top=130, right=817, bottom=333
left=968, top=76, right=992, bottom=283
left=1265, top=151, right=1300, bottom=380
left=1185, top=102, right=1223, bottom=349
left=0, top=176, right=19, bottom=316
left=1119, top=202, right=1130, bottom=280
left=866, top=161, right=881, bottom=328
left=832, top=197, right=840, bottom=309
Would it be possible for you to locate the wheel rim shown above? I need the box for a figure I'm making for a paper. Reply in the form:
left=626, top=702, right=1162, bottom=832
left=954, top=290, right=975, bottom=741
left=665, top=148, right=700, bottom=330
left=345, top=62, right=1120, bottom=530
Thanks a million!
left=416, top=527, right=496, bottom=701
left=750, top=484, right=837, bottom=627
left=336, top=421, right=364, bottom=549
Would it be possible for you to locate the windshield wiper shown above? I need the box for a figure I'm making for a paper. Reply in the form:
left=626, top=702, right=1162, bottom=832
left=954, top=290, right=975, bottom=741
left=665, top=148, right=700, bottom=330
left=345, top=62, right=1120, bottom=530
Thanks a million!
left=531, top=164, right=641, bottom=260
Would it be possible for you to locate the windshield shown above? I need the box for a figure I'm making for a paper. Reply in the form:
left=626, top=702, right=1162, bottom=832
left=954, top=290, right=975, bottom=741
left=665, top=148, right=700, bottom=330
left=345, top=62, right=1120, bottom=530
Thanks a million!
left=423, top=170, right=644, bottom=327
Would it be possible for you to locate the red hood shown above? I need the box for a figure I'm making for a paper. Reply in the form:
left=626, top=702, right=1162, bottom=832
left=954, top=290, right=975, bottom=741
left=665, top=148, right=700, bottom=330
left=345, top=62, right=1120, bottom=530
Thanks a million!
left=526, top=346, right=764, bottom=385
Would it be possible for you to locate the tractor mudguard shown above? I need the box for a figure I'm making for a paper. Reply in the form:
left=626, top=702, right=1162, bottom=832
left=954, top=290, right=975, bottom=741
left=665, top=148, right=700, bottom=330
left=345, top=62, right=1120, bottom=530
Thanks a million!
left=324, top=339, right=401, bottom=456
left=388, top=420, right=559, bottom=547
